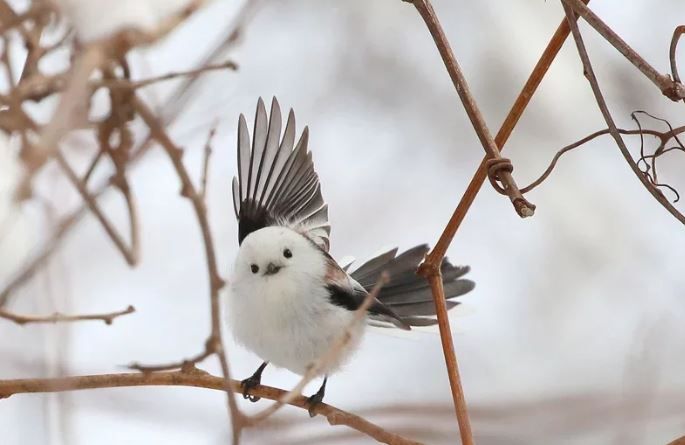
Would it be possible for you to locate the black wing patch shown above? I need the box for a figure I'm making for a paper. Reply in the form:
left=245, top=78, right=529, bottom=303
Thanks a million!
left=232, top=97, right=330, bottom=250
left=349, top=245, right=474, bottom=327
left=326, top=284, right=410, bottom=331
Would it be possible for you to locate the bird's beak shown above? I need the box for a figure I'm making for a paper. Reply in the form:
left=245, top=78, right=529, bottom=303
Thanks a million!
left=264, top=262, right=282, bottom=276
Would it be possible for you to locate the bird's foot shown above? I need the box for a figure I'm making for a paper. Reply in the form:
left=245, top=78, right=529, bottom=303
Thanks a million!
left=240, top=375, right=261, bottom=402
left=306, top=390, right=324, bottom=417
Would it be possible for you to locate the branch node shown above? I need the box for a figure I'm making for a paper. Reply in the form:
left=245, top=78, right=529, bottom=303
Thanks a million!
left=485, top=157, right=514, bottom=195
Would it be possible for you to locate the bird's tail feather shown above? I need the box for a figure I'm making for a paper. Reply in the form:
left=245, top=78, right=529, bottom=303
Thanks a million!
left=349, top=245, right=474, bottom=327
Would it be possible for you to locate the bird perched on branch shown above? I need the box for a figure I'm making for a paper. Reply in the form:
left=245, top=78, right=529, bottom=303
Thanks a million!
left=226, top=98, right=474, bottom=416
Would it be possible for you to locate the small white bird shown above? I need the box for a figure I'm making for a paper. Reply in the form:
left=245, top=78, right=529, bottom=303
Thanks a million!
left=226, top=98, right=474, bottom=416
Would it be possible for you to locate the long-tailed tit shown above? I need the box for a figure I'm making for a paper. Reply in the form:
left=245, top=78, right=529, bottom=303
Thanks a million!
left=226, top=98, right=474, bottom=415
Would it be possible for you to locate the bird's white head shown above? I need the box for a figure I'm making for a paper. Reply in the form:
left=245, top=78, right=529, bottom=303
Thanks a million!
left=233, top=226, right=326, bottom=289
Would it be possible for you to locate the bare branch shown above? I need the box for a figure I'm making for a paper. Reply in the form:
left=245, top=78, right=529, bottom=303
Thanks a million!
left=670, top=25, right=685, bottom=96
left=0, top=305, right=135, bottom=325
left=98, top=60, right=238, bottom=91
left=0, top=1, right=258, bottom=308
left=131, top=95, right=243, bottom=442
left=561, top=0, right=685, bottom=101
left=521, top=123, right=685, bottom=194
left=55, top=151, right=140, bottom=265
left=0, top=369, right=423, bottom=445
left=561, top=1, right=685, bottom=226
left=200, top=123, right=218, bottom=201
left=405, top=0, right=535, bottom=218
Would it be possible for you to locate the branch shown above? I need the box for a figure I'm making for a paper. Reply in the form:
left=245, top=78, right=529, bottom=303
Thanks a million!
left=405, top=0, right=535, bottom=219
left=405, top=1, right=591, bottom=443
left=420, top=0, right=589, bottom=270
left=670, top=25, right=685, bottom=96
left=561, top=1, right=685, bottom=226
left=521, top=124, right=685, bottom=194
left=0, top=0, right=259, bottom=308
left=98, top=60, right=238, bottom=91
left=561, top=0, right=685, bottom=101
left=55, top=151, right=140, bottom=266
left=200, top=123, right=217, bottom=201
left=0, top=369, right=422, bottom=445
left=131, top=95, right=243, bottom=443
left=0, top=305, right=134, bottom=325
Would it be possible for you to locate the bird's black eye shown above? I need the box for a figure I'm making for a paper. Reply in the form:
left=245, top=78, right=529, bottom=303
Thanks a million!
left=283, top=248, right=292, bottom=259
left=250, top=264, right=259, bottom=274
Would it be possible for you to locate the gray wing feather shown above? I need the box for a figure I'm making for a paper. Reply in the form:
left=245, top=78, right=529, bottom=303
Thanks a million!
left=233, top=98, right=330, bottom=249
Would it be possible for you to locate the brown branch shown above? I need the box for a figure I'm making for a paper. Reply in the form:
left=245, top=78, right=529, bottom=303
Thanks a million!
left=0, top=305, right=134, bottom=325
left=0, top=1, right=259, bottom=308
left=406, top=1, right=591, bottom=443
left=0, top=369, right=422, bottom=445
left=406, top=0, right=535, bottom=219
left=200, top=124, right=217, bottom=201
left=98, top=60, right=237, bottom=91
left=131, top=96, right=243, bottom=443
left=128, top=349, right=213, bottom=373
left=420, top=0, right=589, bottom=271
left=561, top=1, right=685, bottom=226
left=561, top=0, right=685, bottom=101
left=16, top=45, right=105, bottom=198
left=670, top=26, right=685, bottom=92
left=55, top=151, right=140, bottom=265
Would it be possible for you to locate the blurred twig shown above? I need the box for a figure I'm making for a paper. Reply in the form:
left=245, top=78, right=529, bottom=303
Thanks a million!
left=0, top=1, right=257, bottom=307
left=0, top=305, right=134, bottom=325
left=200, top=123, right=218, bottom=201
left=132, top=95, right=244, bottom=443
left=0, top=368, right=422, bottom=445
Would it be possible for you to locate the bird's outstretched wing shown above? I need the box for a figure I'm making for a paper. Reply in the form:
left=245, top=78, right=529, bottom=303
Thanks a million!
left=232, top=97, right=330, bottom=250
left=349, top=245, right=474, bottom=327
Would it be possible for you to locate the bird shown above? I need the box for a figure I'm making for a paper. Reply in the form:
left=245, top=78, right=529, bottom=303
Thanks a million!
left=226, top=97, right=474, bottom=416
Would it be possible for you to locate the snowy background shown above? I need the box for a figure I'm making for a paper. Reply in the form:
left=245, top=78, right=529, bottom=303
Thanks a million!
left=1, top=1, right=684, bottom=444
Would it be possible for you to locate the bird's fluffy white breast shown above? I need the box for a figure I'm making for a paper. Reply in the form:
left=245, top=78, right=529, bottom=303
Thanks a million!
left=226, top=228, right=365, bottom=376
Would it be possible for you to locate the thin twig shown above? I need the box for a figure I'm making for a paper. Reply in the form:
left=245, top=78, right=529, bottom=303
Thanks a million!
left=521, top=125, right=685, bottom=194
left=561, top=1, right=685, bottom=226
left=0, top=369, right=422, bottom=445
left=0, top=305, right=134, bottom=325
left=200, top=123, right=218, bottom=201
left=561, top=0, right=685, bottom=101
left=128, top=349, right=213, bottom=373
left=16, top=44, right=105, bottom=198
left=132, top=96, right=243, bottom=443
left=670, top=25, right=685, bottom=101
left=98, top=60, right=237, bottom=91
left=55, top=151, right=140, bottom=265
left=0, top=2, right=259, bottom=308
left=406, top=0, right=535, bottom=218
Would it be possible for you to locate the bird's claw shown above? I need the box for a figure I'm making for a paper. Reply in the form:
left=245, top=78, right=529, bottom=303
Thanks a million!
left=240, top=376, right=261, bottom=403
left=306, top=391, right=324, bottom=417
